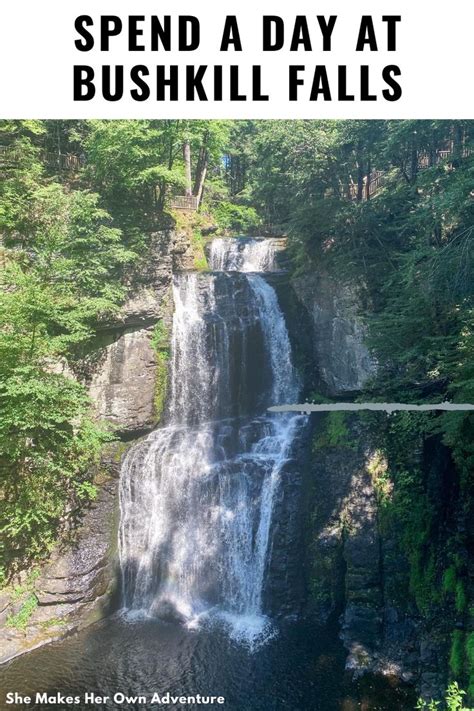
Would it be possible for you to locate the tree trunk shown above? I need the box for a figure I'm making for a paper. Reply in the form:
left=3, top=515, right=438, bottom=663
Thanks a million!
left=410, top=136, right=418, bottom=183
left=452, top=121, right=463, bottom=165
left=193, top=136, right=209, bottom=207
left=357, top=162, right=364, bottom=202
left=365, top=156, right=371, bottom=200
left=195, top=160, right=208, bottom=207
left=183, top=140, right=192, bottom=197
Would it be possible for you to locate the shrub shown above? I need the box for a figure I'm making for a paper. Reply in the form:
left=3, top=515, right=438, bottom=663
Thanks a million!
left=214, top=202, right=261, bottom=233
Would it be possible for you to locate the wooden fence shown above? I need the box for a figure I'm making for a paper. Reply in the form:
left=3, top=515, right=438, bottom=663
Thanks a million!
left=169, top=195, right=199, bottom=211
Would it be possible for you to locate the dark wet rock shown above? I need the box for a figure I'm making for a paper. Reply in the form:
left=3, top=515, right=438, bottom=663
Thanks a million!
left=35, top=477, right=118, bottom=610
left=305, top=423, right=382, bottom=633
left=264, top=439, right=310, bottom=618
left=201, top=224, right=218, bottom=236
left=301, top=415, right=448, bottom=698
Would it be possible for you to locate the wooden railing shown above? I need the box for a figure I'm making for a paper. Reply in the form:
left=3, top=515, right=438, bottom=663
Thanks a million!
left=350, top=145, right=471, bottom=201
left=0, top=145, right=23, bottom=165
left=0, top=145, right=83, bottom=172
left=169, top=195, right=199, bottom=211
left=348, top=170, right=385, bottom=200
left=45, top=152, right=84, bottom=171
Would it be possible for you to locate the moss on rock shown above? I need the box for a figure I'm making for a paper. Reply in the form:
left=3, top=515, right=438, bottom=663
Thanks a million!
left=151, top=320, right=171, bottom=424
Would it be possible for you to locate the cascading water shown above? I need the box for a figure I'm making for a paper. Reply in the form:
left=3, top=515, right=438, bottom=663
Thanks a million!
left=209, top=237, right=277, bottom=273
left=119, top=237, right=304, bottom=646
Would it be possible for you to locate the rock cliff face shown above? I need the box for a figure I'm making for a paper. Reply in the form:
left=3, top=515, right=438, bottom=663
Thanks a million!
left=306, top=423, right=382, bottom=650
left=88, top=328, right=157, bottom=436
left=292, top=272, right=376, bottom=396
left=84, top=228, right=195, bottom=436
left=305, top=421, right=448, bottom=697
left=263, top=429, right=312, bottom=618
left=0, top=451, right=120, bottom=664
left=289, top=266, right=445, bottom=697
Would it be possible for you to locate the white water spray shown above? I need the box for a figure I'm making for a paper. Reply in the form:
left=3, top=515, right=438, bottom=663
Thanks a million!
left=209, top=237, right=277, bottom=273
left=119, top=237, right=303, bottom=646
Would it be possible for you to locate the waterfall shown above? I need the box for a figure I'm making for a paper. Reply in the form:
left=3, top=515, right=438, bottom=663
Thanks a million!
left=119, top=237, right=304, bottom=646
left=209, top=237, right=277, bottom=273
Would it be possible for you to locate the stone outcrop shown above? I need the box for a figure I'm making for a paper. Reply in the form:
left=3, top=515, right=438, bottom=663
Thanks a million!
left=285, top=262, right=447, bottom=697
left=292, top=272, right=376, bottom=396
left=0, top=449, right=122, bottom=665
left=304, top=415, right=449, bottom=697
left=263, top=430, right=312, bottom=618
left=81, top=228, right=194, bottom=436
left=88, top=328, right=157, bottom=436
left=307, top=422, right=382, bottom=648
left=306, top=426, right=385, bottom=672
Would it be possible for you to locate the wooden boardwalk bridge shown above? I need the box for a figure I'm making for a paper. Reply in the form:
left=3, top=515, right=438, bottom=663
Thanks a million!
left=0, top=143, right=469, bottom=211
left=347, top=146, right=469, bottom=201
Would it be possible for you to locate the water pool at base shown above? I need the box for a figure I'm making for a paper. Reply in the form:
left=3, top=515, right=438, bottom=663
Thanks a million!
left=0, top=616, right=414, bottom=711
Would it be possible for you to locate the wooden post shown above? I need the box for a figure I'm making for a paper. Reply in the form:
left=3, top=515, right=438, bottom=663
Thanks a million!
left=365, top=157, right=371, bottom=200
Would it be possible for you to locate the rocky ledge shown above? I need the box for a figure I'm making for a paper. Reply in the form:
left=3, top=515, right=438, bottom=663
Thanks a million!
left=0, top=448, right=122, bottom=665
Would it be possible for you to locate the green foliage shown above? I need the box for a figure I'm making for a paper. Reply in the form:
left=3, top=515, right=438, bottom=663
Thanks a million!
left=191, top=229, right=208, bottom=271
left=151, top=321, right=171, bottom=424
left=151, top=320, right=170, bottom=352
left=154, top=352, right=169, bottom=424
left=466, top=634, right=474, bottom=699
left=451, top=631, right=465, bottom=678
left=0, top=368, right=111, bottom=569
left=39, top=617, right=67, bottom=630
left=365, top=413, right=444, bottom=615
left=443, top=566, right=458, bottom=595
left=213, top=202, right=261, bottom=233
left=0, top=123, right=126, bottom=576
left=308, top=391, right=333, bottom=404
left=8, top=568, right=40, bottom=601
left=367, top=450, right=391, bottom=505
left=416, top=698, right=441, bottom=710
left=313, top=412, right=355, bottom=450
left=417, top=682, right=473, bottom=711
left=409, top=550, right=439, bottom=616
left=84, top=119, right=232, bottom=244
left=445, top=682, right=472, bottom=711
left=5, top=568, right=40, bottom=629
left=75, top=480, right=98, bottom=501
left=455, top=581, right=468, bottom=614
left=6, top=593, right=38, bottom=630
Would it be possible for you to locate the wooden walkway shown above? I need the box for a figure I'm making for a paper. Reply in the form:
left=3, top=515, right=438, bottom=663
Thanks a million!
left=348, top=146, right=470, bottom=201
left=1, top=143, right=469, bottom=206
